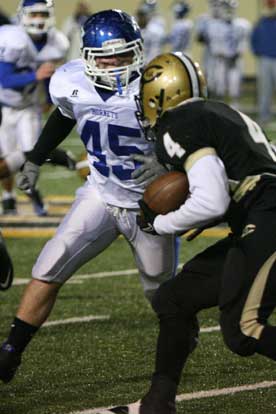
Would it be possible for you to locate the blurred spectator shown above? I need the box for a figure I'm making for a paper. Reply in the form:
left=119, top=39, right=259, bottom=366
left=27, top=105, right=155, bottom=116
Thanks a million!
left=166, top=1, right=193, bottom=53
left=251, top=0, right=276, bottom=126
left=0, top=8, right=10, bottom=26
left=136, top=1, right=166, bottom=62
left=62, top=1, right=91, bottom=61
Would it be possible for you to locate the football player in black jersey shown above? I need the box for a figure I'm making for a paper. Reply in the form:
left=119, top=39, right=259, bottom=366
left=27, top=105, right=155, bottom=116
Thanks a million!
left=109, top=52, right=276, bottom=414
left=0, top=107, right=14, bottom=291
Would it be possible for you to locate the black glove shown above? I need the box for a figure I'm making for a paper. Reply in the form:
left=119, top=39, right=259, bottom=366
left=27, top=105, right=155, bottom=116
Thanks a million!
left=16, top=160, right=40, bottom=194
left=131, top=154, right=167, bottom=186
left=137, top=199, right=158, bottom=235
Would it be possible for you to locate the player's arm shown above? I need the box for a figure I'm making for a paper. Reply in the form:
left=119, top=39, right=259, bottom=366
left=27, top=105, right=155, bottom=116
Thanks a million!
left=0, top=61, right=55, bottom=89
left=17, top=108, right=76, bottom=192
left=140, top=154, right=230, bottom=235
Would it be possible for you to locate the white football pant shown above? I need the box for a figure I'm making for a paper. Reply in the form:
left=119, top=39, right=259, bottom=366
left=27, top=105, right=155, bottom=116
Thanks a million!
left=33, top=182, right=177, bottom=301
left=0, top=105, right=41, bottom=171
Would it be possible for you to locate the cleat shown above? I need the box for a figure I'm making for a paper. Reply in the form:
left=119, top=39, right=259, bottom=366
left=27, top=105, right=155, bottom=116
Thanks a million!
left=98, top=401, right=141, bottom=414
left=0, top=232, right=13, bottom=290
left=27, top=189, right=48, bottom=217
left=140, top=376, right=177, bottom=414
left=2, top=197, right=17, bottom=215
left=0, top=343, right=21, bottom=383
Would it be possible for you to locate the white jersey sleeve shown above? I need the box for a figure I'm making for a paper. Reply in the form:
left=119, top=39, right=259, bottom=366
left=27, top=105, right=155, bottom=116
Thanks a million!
left=0, top=25, right=28, bottom=64
left=153, top=154, right=230, bottom=235
left=49, top=60, right=78, bottom=119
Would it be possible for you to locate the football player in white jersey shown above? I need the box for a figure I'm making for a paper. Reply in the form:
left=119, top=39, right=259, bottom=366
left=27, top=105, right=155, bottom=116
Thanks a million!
left=0, top=0, right=75, bottom=215
left=166, top=1, right=193, bottom=54
left=196, top=0, right=251, bottom=107
left=136, top=1, right=166, bottom=63
left=0, top=9, right=178, bottom=384
left=195, top=0, right=222, bottom=89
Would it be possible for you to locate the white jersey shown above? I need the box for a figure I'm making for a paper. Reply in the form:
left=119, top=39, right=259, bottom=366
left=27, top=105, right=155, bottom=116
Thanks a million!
left=203, top=18, right=251, bottom=58
left=0, top=24, right=69, bottom=108
left=142, top=16, right=166, bottom=63
left=168, top=19, right=193, bottom=53
left=50, top=59, right=155, bottom=208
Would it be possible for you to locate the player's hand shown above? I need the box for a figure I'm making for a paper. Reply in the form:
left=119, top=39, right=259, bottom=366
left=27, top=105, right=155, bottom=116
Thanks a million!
left=36, top=62, right=56, bottom=81
left=131, top=154, right=167, bottom=186
left=137, top=199, right=158, bottom=235
left=16, top=161, right=40, bottom=193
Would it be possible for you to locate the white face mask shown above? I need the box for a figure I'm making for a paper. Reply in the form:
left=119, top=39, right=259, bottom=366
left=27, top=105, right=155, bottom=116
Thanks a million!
left=20, top=2, right=55, bottom=35
left=82, top=39, right=144, bottom=94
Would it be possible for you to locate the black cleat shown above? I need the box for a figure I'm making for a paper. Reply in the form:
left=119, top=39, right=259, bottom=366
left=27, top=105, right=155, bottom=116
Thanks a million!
left=109, top=407, right=130, bottom=413
left=2, top=197, right=17, bottom=215
left=140, top=376, right=177, bottom=414
left=27, top=189, right=47, bottom=217
left=98, top=402, right=140, bottom=414
left=0, top=343, right=21, bottom=383
left=0, top=232, right=13, bottom=290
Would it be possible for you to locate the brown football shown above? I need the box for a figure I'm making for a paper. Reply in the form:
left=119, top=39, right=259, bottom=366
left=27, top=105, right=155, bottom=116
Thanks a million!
left=143, top=171, right=189, bottom=215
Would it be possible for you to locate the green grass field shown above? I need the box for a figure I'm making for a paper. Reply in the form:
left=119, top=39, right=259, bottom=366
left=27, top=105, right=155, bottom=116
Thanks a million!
left=0, top=116, right=276, bottom=414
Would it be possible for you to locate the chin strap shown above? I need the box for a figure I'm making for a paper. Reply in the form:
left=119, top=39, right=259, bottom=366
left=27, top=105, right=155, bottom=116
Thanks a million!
left=116, top=74, right=123, bottom=95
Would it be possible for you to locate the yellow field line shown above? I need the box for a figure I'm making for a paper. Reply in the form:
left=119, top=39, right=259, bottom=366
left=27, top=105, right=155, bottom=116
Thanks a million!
left=2, top=227, right=229, bottom=239
left=2, top=228, right=56, bottom=238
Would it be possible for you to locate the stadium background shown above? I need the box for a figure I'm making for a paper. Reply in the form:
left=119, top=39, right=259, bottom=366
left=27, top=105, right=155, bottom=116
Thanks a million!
left=2, top=2, right=276, bottom=414
left=2, top=0, right=265, bottom=76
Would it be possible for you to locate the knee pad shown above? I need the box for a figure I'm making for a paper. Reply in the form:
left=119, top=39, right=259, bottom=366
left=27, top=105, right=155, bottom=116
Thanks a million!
left=220, top=312, right=256, bottom=357
left=151, top=281, right=177, bottom=316
left=32, top=237, right=71, bottom=282
left=5, top=151, right=26, bottom=173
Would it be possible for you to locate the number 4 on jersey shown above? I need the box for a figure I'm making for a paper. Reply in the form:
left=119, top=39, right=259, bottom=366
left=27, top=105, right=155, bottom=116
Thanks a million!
left=163, top=132, right=186, bottom=159
left=239, top=112, right=276, bottom=162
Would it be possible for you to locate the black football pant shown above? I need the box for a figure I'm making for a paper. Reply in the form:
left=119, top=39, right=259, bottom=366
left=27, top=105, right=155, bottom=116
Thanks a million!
left=151, top=204, right=276, bottom=385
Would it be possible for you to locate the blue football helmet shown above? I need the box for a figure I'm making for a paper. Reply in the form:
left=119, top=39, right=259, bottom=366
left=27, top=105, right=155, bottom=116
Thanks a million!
left=18, top=0, right=55, bottom=35
left=81, top=9, right=144, bottom=93
left=172, top=1, right=190, bottom=19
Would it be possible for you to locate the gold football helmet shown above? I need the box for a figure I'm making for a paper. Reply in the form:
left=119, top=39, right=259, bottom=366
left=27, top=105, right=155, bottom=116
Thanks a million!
left=136, top=52, right=207, bottom=139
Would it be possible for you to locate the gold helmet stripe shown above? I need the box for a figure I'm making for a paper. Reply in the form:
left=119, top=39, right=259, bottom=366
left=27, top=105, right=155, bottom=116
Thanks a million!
left=174, top=52, right=200, bottom=98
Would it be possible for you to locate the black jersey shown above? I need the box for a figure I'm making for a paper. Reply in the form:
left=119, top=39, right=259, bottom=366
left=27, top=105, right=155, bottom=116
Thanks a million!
left=155, top=99, right=276, bottom=185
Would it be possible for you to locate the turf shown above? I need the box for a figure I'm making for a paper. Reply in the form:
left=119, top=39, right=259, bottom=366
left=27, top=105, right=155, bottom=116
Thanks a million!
left=0, top=117, right=276, bottom=413
left=1, top=236, right=276, bottom=414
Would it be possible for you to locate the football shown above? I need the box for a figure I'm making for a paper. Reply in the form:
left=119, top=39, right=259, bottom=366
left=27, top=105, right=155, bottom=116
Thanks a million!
left=143, top=170, right=189, bottom=215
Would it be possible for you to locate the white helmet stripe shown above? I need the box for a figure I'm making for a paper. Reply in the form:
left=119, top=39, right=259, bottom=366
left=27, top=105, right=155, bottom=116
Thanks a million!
left=174, top=52, right=200, bottom=97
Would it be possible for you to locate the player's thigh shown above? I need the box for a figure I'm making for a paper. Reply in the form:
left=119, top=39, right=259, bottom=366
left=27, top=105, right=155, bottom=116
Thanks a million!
left=0, top=107, right=18, bottom=155
left=33, top=184, right=119, bottom=283
left=245, top=212, right=276, bottom=308
left=131, top=225, right=176, bottom=278
left=154, top=236, right=231, bottom=316
left=220, top=209, right=276, bottom=326
left=17, top=106, right=41, bottom=152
